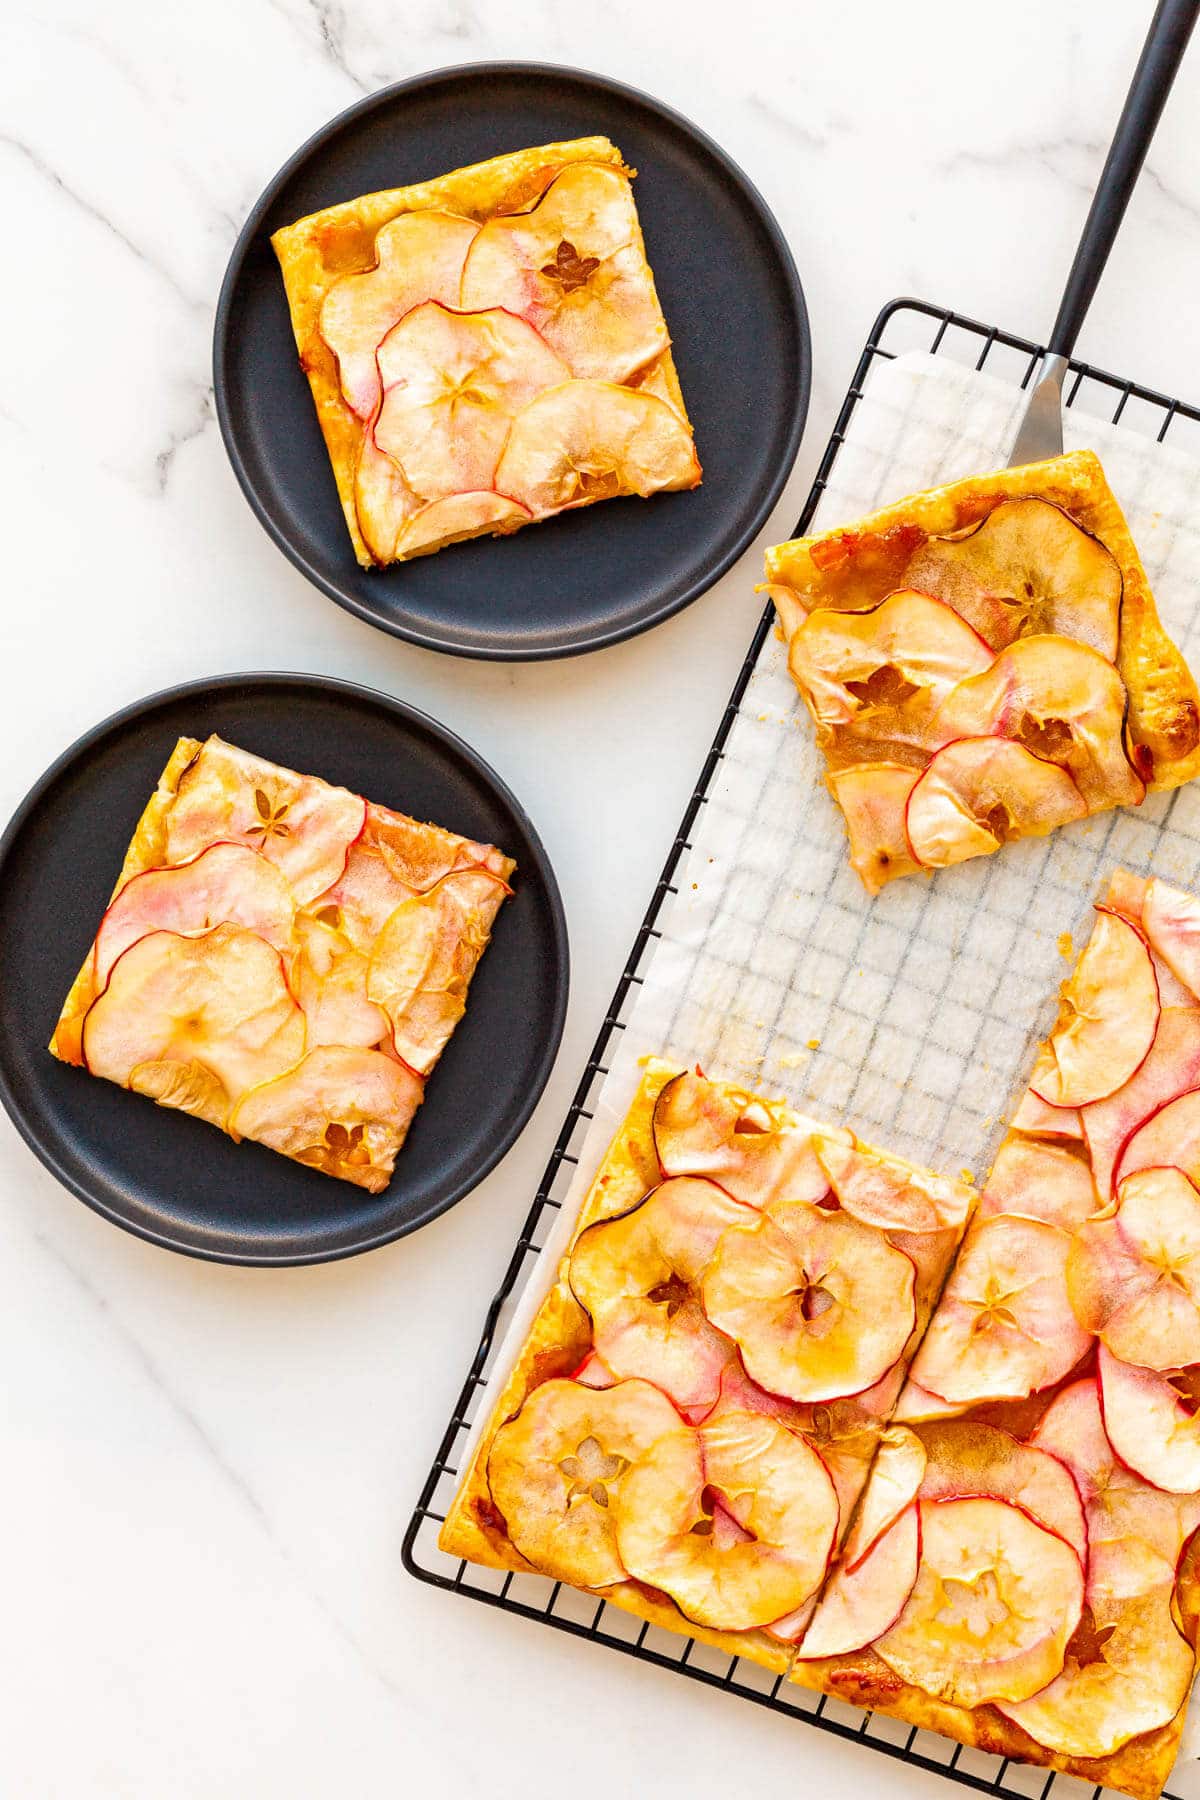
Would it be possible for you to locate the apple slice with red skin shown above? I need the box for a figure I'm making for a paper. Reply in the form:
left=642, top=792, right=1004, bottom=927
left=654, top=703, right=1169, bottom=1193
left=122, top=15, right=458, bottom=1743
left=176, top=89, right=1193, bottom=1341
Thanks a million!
left=701, top=1199, right=916, bottom=1403
left=229, top=1044, right=422, bottom=1190
left=905, top=736, right=1087, bottom=870
left=614, top=1406, right=839, bottom=1630
left=1098, top=1344, right=1200, bottom=1494
left=394, top=491, right=531, bottom=559
left=842, top=1425, right=926, bottom=1567
left=1009, top=1089, right=1084, bottom=1141
left=978, top=1135, right=1099, bottom=1231
left=653, top=1070, right=846, bottom=1208
left=1067, top=1166, right=1200, bottom=1369
left=1142, top=877, right=1200, bottom=1003
left=374, top=302, right=570, bottom=502
left=487, top=1377, right=695, bottom=1589
left=366, top=868, right=508, bottom=1074
left=317, top=210, right=479, bottom=418
left=354, top=428, right=421, bottom=564
left=567, top=1177, right=751, bottom=1410
left=901, top=497, right=1122, bottom=658
left=788, top=589, right=993, bottom=743
left=874, top=1494, right=1083, bottom=1708
left=828, top=764, right=920, bottom=893
left=795, top=1502, right=920, bottom=1660
left=572, top=1349, right=616, bottom=1389
left=815, top=1135, right=972, bottom=1235
left=293, top=915, right=390, bottom=1050
left=1029, top=908, right=1160, bottom=1109
left=916, top=1419, right=1086, bottom=1561
left=1116, top=1091, right=1200, bottom=1191
left=1082, top=1007, right=1200, bottom=1200
left=82, top=924, right=306, bottom=1116
left=493, top=380, right=700, bottom=516
left=94, top=842, right=297, bottom=988
left=892, top=1378, right=967, bottom=1425
left=909, top=1216, right=1090, bottom=1406
left=932, top=635, right=1142, bottom=808
left=166, top=737, right=367, bottom=908
left=458, top=163, right=670, bottom=383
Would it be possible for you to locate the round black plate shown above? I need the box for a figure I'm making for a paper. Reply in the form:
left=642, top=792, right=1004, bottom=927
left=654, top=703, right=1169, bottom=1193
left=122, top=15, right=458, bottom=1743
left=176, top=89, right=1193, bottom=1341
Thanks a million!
left=214, top=62, right=809, bottom=660
left=0, top=675, right=568, bottom=1265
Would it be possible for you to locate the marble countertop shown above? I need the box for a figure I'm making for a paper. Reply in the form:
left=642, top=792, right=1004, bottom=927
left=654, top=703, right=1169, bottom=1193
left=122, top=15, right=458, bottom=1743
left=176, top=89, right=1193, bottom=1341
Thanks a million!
left=4, top=3, right=1200, bottom=1795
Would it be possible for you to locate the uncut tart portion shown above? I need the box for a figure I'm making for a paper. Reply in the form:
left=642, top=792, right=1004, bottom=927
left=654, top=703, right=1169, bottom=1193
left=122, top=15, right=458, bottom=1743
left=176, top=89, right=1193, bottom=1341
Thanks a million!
left=439, top=1060, right=973, bottom=1670
left=764, top=450, right=1200, bottom=892
left=50, top=735, right=513, bottom=1194
left=272, top=137, right=700, bottom=567
left=791, top=871, right=1200, bottom=1800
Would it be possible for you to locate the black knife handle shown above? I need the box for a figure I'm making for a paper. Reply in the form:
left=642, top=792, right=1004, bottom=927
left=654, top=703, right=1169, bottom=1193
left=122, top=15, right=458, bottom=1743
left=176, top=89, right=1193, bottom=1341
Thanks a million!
left=1049, top=0, right=1198, bottom=358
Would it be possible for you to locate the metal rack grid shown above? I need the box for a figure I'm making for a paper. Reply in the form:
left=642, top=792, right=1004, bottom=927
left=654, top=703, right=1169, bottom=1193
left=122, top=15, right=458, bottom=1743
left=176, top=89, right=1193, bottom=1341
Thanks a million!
left=403, top=296, right=1200, bottom=1799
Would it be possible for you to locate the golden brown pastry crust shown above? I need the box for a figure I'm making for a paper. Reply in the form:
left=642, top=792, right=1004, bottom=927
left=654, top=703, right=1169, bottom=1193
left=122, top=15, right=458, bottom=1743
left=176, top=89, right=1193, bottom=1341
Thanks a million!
left=765, top=448, right=1200, bottom=797
left=272, top=138, right=695, bottom=566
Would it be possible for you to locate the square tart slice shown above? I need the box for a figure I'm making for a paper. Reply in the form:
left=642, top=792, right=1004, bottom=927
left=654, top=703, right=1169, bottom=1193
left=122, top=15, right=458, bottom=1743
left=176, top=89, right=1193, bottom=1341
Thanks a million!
left=792, top=870, right=1200, bottom=1800
left=50, top=734, right=514, bottom=1194
left=764, top=449, right=1200, bottom=892
left=272, top=137, right=701, bottom=567
left=439, top=1060, right=973, bottom=1671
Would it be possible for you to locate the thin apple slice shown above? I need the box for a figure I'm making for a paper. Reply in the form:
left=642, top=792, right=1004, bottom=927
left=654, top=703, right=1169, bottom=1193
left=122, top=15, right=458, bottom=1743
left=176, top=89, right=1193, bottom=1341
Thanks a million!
left=229, top=1044, right=422, bottom=1190
left=902, top=497, right=1122, bottom=658
left=82, top=925, right=306, bottom=1114
left=828, top=764, right=921, bottom=893
left=978, top=1136, right=1098, bottom=1231
left=1143, top=877, right=1200, bottom=1002
left=166, top=737, right=367, bottom=907
left=487, top=1377, right=696, bottom=1589
left=493, top=380, right=699, bottom=516
left=317, top=210, right=479, bottom=418
left=788, top=589, right=993, bottom=743
left=458, top=164, right=669, bottom=382
left=1029, top=909, right=1160, bottom=1108
left=892, top=1378, right=967, bottom=1425
left=572, top=1349, right=616, bottom=1389
left=653, top=1071, right=845, bottom=1208
left=293, top=915, right=390, bottom=1050
left=998, top=1577, right=1194, bottom=1760
left=909, top=1216, right=1090, bottom=1405
left=875, top=1495, right=1083, bottom=1708
left=374, top=301, right=570, bottom=501
left=614, top=1407, right=839, bottom=1630
left=701, top=1199, right=916, bottom=1403
left=394, top=490, right=531, bottom=559
left=1117, top=1089, right=1200, bottom=1190
left=567, top=1177, right=751, bottom=1410
left=1099, top=1344, right=1200, bottom=1494
left=905, top=736, right=1087, bottom=869
left=795, top=1503, right=920, bottom=1660
left=815, top=1135, right=972, bottom=1235
left=842, top=1425, right=926, bottom=1567
left=932, top=636, right=1142, bottom=807
left=1067, top=1167, right=1200, bottom=1369
left=916, top=1420, right=1087, bottom=1561
left=366, top=868, right=508, bottom=1074
left=1009, top=1089, right=1085, bottom=1140
left=94, top=842, right=297, bottom=987
left=1082, top=1008, right=1200, bottom=1200
left=354, top=428, right=421, bottom=564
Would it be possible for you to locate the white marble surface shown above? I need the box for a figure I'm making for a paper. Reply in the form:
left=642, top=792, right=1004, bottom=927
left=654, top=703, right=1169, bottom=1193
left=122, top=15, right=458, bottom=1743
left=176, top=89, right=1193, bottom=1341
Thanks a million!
left=3, top=4, right=1200, bottom=1795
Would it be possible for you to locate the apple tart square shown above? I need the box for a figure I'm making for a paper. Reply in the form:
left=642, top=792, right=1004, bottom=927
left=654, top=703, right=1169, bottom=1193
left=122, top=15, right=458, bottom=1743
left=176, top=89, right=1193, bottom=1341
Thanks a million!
left=272, top=137, right=700, bottom=567
left=765, top=448, right=1200, bottom=892
left=440, top=1060, right=973, bottom=1671
left=50, top=735, right=514, bottom=1193
left=791, top=870, right=1200, bottom=1800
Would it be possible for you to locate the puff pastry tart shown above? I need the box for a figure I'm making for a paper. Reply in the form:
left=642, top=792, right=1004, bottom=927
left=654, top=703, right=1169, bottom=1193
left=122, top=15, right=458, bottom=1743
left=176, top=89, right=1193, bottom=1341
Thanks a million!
left=271, top=138, right=701, bottom=566
left=793, top=869, right=1200, bottom=1799
left=50, top=735, right=513, bottom=1192
left=440, top=1061, right=973, bottom=1671
left=765, top=450, right=1200, bottom=891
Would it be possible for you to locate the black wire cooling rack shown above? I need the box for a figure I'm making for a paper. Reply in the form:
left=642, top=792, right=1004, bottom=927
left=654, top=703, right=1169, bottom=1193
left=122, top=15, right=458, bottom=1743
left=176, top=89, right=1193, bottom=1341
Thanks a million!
left=403, top=296, right=1200, bottom=1800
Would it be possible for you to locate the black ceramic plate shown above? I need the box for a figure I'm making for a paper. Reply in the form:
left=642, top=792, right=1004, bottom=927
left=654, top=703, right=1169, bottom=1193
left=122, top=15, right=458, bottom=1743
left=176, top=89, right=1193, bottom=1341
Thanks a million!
left=214, top=62, right=809, bottom=660
left=0, top=675, right=568, bottom=1266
